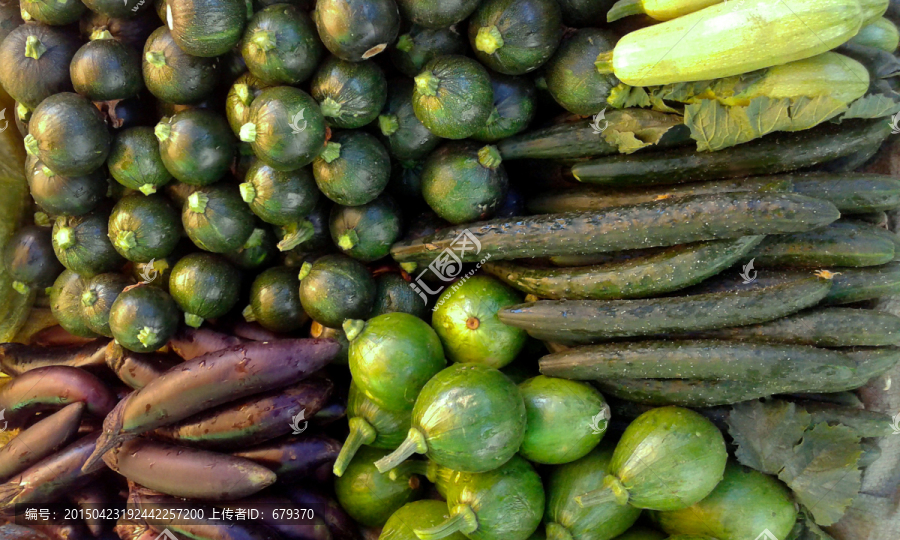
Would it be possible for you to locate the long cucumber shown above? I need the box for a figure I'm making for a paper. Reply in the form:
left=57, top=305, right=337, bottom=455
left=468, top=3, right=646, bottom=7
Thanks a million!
left=526, top=177, right=793, bottom=214
left=569, top=120, right=891, bottom=188
left=746, top=221, right=896, bottom=268
left=594, top=378, right=833, bottom=407
left=389, top=192, right=839, bottom=266
left=496, top=275, right=832, bottom=343
left=791, top=173, right=900, bottom=213
left=482, top=237, right=763, bottom=300
left=538, top=340, right=857, bottom=384
left=595, top=0, right=864, bottom=86
left=820, top=347, right=900, bottom=391
left=689, top=307, right=900, bottom=347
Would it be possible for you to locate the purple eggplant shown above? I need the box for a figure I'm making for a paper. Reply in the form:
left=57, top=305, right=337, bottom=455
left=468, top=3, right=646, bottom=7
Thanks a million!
left=281, top=487, right=359, bottom=540
left=233, top=435, right=342, bottom=481
left=31, top=327, right=98, bottom=348
left=0, top=524, right=52, bottom=539
left=0, top=340, right=111, bottom=376
left=86, top=339, right=340, bottom=469
left=0, top=367, right=116, bottom=427
left=104, top=342, right=182, bottom=390
left=69, top=483, right=114, bottom=537
left=168, top=327, right=245, bottom=361
left=155, top=378, right=334, bottom=450
left=312, top=401, right=346, bottom=428
left=228, top=321, right=283, bottom=342
left=102, top=438, right=276, bottom=500
left=0, top=433, right=102, bottom=512
left=216, top=497, right=333, bottom=540
left=31, top=517, right=94, bottom=540
left=0, top=402, right=86, bottom=482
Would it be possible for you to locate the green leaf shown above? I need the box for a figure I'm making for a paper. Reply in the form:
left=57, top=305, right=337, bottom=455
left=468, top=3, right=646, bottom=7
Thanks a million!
left=838, top=94, right=900, bottom=122
left=607, top=84, right=651, bottom=109
left=727, top=400, right=810, bottom=474
left=745, top=97, right=792, bottom=137
left=684, top=100, right=755, bottom=152
left=786, top=96, right=848, bottom=132
left=601, top=109, right=683, bottom=154
left=777, top=423, right=862, bottom=527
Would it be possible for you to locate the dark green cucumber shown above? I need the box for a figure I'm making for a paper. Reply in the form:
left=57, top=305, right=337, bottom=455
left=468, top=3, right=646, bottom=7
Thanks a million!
left=821, top=263, right=900, bottom=305
left=593, top=379, right=817, bottom=407
left=108, top=284, right=180, bottom=353
left=182, top=184, right=256, bottom=254
left=142, top=27, right=218, bottom=105
left=329, top=195, right=403, bottom=262
left=241, top=4, right=322, bottom=85
left=240, top=159, right=320, bottom=227
left=390, top=25, right=466, bottom=77
left=471, top=73, right=537, bottom=143
left=571, top=119, right=893, bottom=187
left=390, top=193, right=840, bottom=267
left=827, top=347, right=900, bottom=391
left=244, top=266, right=307, bottom=333
left=412, top=55, right=494, bottom=140
left=539, top=340, right=856, bottom=385
left=483, top=237, right=763, bottom=300
left=746, top=221, right=895, bottom=268
left=543, top=28, right=617, bottom=115
left=226, top=74, right=271, bottom=137
left=790, top=173, right=900, bottom=214
left=310, top=55, right=387, bottom=129
left=82, top=272, right=133, bottom=337
left=169, top=253, right=242, bottom=328
left=497, top=112, right=688, bottom=161
left=691, top=308, right=900, bottom=347
left=497, top=275, right=832, bottom=343
left=69, top=38, right=143, bottom=102
left=26, top=157, right=106, bottom=217
left=849, top=211, right=889, bottom=225
left=378, top=79, right=441, bottom=162
left=108, top=127, right=173, bottom=196
left=526, top=177, right=794, bottom=214
left=313, top=130, right=391, bottom=206
left=155, top=109, right=236, bottom=186
left=468, top=0, right=562, bottom=75
left=53, top=208, right=125, bottom=278
left=49, top=270, right=99, bottom=339
left=167, top=0, right=247, bottom=57
left=108, top=194, right=181, bottom=263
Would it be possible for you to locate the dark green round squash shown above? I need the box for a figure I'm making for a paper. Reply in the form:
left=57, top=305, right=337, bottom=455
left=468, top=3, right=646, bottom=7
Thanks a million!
left=79, top=12, right=158, bottom=51
left=469, top=0, right=562, bottom=75
left=378, top=79, right=440, bottom=162
left=166, top=0, right=248, bottom=57
left=169, top=252, right=242, bottom=327
left=412, top=55, right=494, bottom=140
left=109, top=284, right=180, bottom=352
left=421, top=141, right=508, bottom=224
left=390, top=25, right=466, bottom=77
left=544, top=29, right=618, bottom=116
left=472, top=73, right=537, bottom=142
left=182, top=184, right=256, bottom=253
left=240, top=86, right=327, bottom=171
left=310, top=55, right=387, bottom=129
left=225, top=73, right=271, bottom=137
left=298, top=254, right=376, bottom=328
left=395, top=0, right=480, bottom=28
left=2, top=225, right=63, bottom=296
left=155, top=109, right=236, bottom=186
left=240, top=159, right=319, bottom=226
left=49, top=270, right=99, bottom=338
left=313, top=130, right=390, bottom=206
left=82, top=0, right=153, bottom=20
left=20, top=0, right=85, bottom=26
left=557, top=0, right=615, bottom=27
left=82, top=272, right=134, bottom=337
left=371, top=272, right=429, bottom=319
left=142, top=27, right=219, bottom=105
left=108, top=126, right=174, bottom=196
left=70, top=37, right=144, bottom=102
left=0, top=24, right=79, bottom=109
left=241, top=3, right=323, bottom=85
left=24, top=92, right=111, bottom=176
left=244, top=265, right=307, bottom=332
left=53, top=207, right=126, bottom=278
left=108, top=194, right=181, bottom=263
left=329, top=195, right=402, bottom=262
left=26, top=156, right=106, bottom=217
left=225, top=226, right=278, bottom=270
left=313, top=0, right=400, bottom=62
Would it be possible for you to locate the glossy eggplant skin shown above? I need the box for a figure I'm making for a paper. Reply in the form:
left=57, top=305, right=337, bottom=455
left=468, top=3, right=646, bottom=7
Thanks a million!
left=70, top=38, right=144, bottom=101
left=142, top=27, right=219, bottom=105
left=26, top=93, right=112, bottom=177
left=0, top=24, right=78, bottom=109
left=168, top=0, right=247, bottom=57
left=0, top=339, right=110, bottom=376
left=241, top=3, right=324, bottom=85
left=313, top=0, right=401, bottom=62
left=234, top=434, right=343, bottom=481
left=0, top=366, right=116, bottom=426
left=0, top=402, right=84, bottom=483
left=105, top=342, right=182, bottom=389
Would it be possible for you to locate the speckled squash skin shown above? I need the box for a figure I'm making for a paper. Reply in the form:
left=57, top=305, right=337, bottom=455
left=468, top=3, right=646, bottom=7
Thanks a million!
left=167, top=0, right=247, bottom=58
left=247, top=266, right=307, bottom=332
left=108, top=194, right=181, bottom=263
left=142, top=27, right=218, bottom=105
left=310, top=55, right=387, bottom=129
left=412, top=55, right=494, bottom=140
left=243, top=86, right=327, bottom=171
left=421, top=142, right=508, bottom=224
left=334, top=446, right=423, bottom=527
left=468, top=0, right=562, bottom=75
left=313, top=0, right=400, bottom=62
left=241, top=4, right=323, bottom=85
left=298, top=254, right=376, bottom=328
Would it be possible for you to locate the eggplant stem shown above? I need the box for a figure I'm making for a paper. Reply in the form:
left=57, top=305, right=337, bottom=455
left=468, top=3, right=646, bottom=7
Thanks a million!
left=607, top=0, right=644, bottom=22
left=374, top=428, right=428, bottom=473
left=575, top=474, right=629, bottom=508
left=414, top=504, right=478, bottom=540
left=333, top=417, right=377, bottom=476
left=379, top=114, right=400, bottom=137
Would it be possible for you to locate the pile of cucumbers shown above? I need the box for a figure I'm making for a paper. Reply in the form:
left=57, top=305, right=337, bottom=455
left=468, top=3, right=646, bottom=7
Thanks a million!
left=1, top=0, right=900, bottom=538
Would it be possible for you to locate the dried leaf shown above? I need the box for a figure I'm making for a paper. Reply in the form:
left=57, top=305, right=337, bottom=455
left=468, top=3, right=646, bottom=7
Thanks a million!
left=601, top=109, right=683, bottom=154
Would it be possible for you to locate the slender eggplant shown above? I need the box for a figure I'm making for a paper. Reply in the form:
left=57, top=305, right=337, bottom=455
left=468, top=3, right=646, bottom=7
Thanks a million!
left=68, top=483, right=113, bottom=537
left=0, top=366, right=116, bottom=427
left=216, top=496, right=333, bottom=540
left=0, top=339, right=110, bottom=376
left=168, top=326, right=246, bottom=360
left=0, top=433, right=101, bottom=512
left=0, top=524, right=52, bottom=540
left=234, top=434, right=343, bottom=481
left=85, top=339, right=339, bottom=469
left=155, top=378, right=334, bottom=450
left=30, top=326, right=98, bottom=347
left=105, top=342, right=182, bottom=390
left=281, top=486, right=359, bottom=540
left=0, top=403, right=85, bottom=482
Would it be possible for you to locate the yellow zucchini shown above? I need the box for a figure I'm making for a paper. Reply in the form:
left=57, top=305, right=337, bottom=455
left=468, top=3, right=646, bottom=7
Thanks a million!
left=608, top=0, right=723, bottom=22
left=597, top=0, right=864, bottom=86
left=850, top=17, right=900, bottom=51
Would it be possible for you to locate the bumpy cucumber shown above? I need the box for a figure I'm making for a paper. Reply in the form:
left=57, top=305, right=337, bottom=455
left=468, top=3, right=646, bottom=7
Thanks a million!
left=569, top=119, right=891, bottom=187
left=390, top=193, right=839, bottom=266
left=497, top=275, right=831, bottom=343
left=482, top=237, right=762, bottom=300
left=527, top=177, right=793, bottom=214
left=790, top=173, right=900, bottom=214
left=538, top=340, right=857, bottom=384
left=825, top=347, right=900, bottom=391
left=746, top=221, right=895, bottom=268
left=691, top=307, right=900, bottom=347
left=594, top=379, right=826, bottom=407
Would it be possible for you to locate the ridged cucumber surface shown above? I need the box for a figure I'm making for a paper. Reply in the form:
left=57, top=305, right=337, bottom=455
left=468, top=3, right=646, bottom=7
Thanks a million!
left=791, top=173, right=900, bottom=214
left=746, top=221, right=895, bottom=268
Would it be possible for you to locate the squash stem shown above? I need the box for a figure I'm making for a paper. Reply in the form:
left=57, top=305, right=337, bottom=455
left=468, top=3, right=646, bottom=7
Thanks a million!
left=54, top=227, right=76, bottom=250
left=34, top=212, right=50, bottom=227
left=276, top=220, right=314, bottom=251
left=137, top=326, right=160, bottom=348
left=414, top=71, right=440, bottom=97
left=251, top=30, right=277, bottom=52
left=90, top=29, right=115, bottom=41
left=477, top=145, right=502, bottom=170
left=24, top=36, right=47, bottom=60
left=145, top=51, right=167, bottom=68
left=41, top=166, right=55, bottom=177
left=395, top=34, right=414, bottom=53
left=12, top=281, right=30, bottom=296
left=594, top=52, right=614, bottom=75
left=333, top=417, right=377, bottom=476
left=115, top=230, right=137, bottom=252
left=242, top=305, right=256, bottom=322
left=475, top=26, right=504, bottom=55
left=239, top=123, right=258, bottom=143
left=607, top=0, right=645, bottom=22
left=187, top=192, right=209, bottom=214
left=319, top=142, right=342, bottom=163
left=320, top=97, right=343, bottom=118
left=575, top=475, right=629, bottom=508
left=379, top=114, right=399, bottom=136
left=154, top=122, right=172, bottom=142
left=239, top=182, right=257, bottom=203
left=138, top=184, right=158, bottom=196
left=184, top=313, right=204, bottom=328
left=16, top=103, right=31, bottom=123
left=244, top=228, right=265, bottom=249
left=388, top=459, right=429, bottom=482
left=546, top=523, right=576, bottom=540
left=399, top=261, right=417, bottom=273
left=414, top=505, right=478, bottom=540
left=342, top=319, right=366, bottom=341
left=337, top=230, right=358, bottom=251
left=23, top=135, right=39, bottom=157
left=81, top=289, right=98, bottom=307
left=374, top=428, right=428, bottom=473
left=297, top=261, right=313, bottom=281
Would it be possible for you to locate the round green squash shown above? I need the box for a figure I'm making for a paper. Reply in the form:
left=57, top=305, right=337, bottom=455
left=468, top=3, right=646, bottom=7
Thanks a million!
left=0, top=24, right=79, bottom=109
left=49, top=270, right=100, bottom=339
left=82, top=272, right=134, bottom=337
left=412, top=55, right=494, bottom=140
left=310, top=55, right=387, bottom=129
left=329, top=195, right=402, bottom=262
left=421, top=142, right=508, bottom=224
left=25, top=93, right=111, bottom=177
left=313, top=0, right=400, bottom=62
left=335, top=446, right=424, bottom=527
left=107, top=194, right=181, bottom=263
left=312, top=130, right=390, bottom=206
left=241, top=4, right=323, bottom=85
left=544, top=29, right=618, bottom=116
left=241, top=86, right=327, bottom=171
left=468, top=0, right=562, bottom=75
left=380, top=500, right=468, bottom=540
left=166, top=0, right=247, bottom=57
left=395, top=0, right=480, bottom=28
left=390, top=25, right=466, bottom=77
left=155, top=109, right=236, bottom=186
left=70, top=38, right=143, bottom=102
left=26, top=156, right=106, bottom=217
left=108, top=126, right=173, bottom=196
left=20, top=0, right=85, bottom=27
left=109, top=284, right=180, bottom=352
left=181, top=184, right=256, bottom=254
left=142, top=27, right=219, bottom=105
left=169, top=252, right=242, bottom=327
left=371, top=272, right=429, bottom=320
left=2, top=225, right=63, bottom=296
left=298, top=254, right=376, bottom=328
left=53, top=208, right=126, bottom=278
left=244, top=265, right=308, bottom=332
left=240, top=159, right=319, bottom=227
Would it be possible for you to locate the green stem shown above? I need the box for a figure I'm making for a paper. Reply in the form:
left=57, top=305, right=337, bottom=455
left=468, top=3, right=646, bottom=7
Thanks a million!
left=414, top=71, right=439, bottom=97
left=378, top=114, right=399, bottom=137
left=16, top=103, right=31, bottom=123
left=242, top=305, right=256, bottom=322
left=54, top=227, right=75, bottom=250
left=414, top=505, right=478, bottom=540
left=154, top=121, right=171, bottom=142
left=251, top=30, right=277, bottom=52
left=477, top=145, right=502, bottom=170
left=276, top=220, right=314, bottom=251
left=297, top=261, right=312, bottom=281
left=239, top=182, right=256, bottom=203
left=243, top=228, right=265, bottom=249
left=388, top=459, right=429, bottom=482
left=374, top=428, right=428, bottom=473
left=239, top=122, right=257, bottom=143
left=12, top=281, right=30, bottom=296
left=337, top=230, right=358, bottom=251
left=399, top=261, right=417, bottom=273
left=342, top=319, right=365, bottom=341
left=184, top=313, right=204, bottom=328
left=233, top=83, right=251, bottom=106
left=33, top=212, right=50, bottom=227
left=546, top=523, right=575, bottom=540
left=319, top=142, right=341, bottom=163
left=81, top=289, right=98, bottom=307
left=138, top=184, right=158, bottom=196
left=137, top=326, right=160, bottom=348
left=41, top=166, right=55, bottom=177
left=474, top=26, right=504, bottom=55
left=333, top=417, right=377, bottom=476
left=187, top=192, right=209, bottom=214
left=595, top=51, right=614, bottom=75
left=23, top=135, right=39, bottom=157
left=606, top=0, right=645, bottom=22
left=319, top=97, right=343, bottom=118
left=575, top=474, right=629, bottom=508
left=115, top=230, right=137, bottom=252
left=24, top=36, right=46, bottom=60
left=395, top=33, right=414, bottom=53
left=145, top=51, right=166, bottom=68
left=90, top=29, right=114, bottom=40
